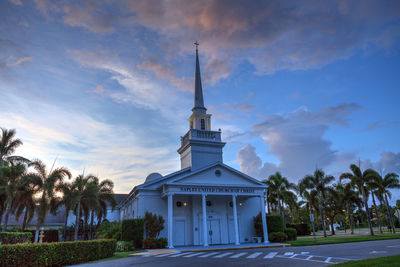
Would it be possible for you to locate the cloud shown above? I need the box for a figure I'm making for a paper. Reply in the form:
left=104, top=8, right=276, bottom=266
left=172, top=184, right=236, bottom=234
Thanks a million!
left=87, top=84, right=105, bottom=94
left=6, top=56, right=33, bottom=67
left=363, top=120, right=384, bottom=132
left=137, top=60, right=192, bottom=92
left=237, top=103, right=362, bottom=180
left=0, top=93, right=179, bottom=193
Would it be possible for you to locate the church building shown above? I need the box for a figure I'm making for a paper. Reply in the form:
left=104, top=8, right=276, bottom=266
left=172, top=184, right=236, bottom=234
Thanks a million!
left=119, top=43, right=269, bottom=248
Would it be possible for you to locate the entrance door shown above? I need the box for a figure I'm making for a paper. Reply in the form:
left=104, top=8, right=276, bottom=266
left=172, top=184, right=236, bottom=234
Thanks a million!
left=207, top=219, right=221, bottom=245
left=174, top=220, right=185, bottom=246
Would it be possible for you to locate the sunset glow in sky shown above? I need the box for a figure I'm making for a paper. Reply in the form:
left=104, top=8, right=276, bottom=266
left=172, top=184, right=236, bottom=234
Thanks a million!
left=1, top=1, right=400, bottom=199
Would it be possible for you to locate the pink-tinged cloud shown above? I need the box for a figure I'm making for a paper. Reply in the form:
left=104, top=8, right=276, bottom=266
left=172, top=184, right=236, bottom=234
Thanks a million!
left=6, top=56, right=33, bottom=67
left=87, top=85, right=105, bottom=94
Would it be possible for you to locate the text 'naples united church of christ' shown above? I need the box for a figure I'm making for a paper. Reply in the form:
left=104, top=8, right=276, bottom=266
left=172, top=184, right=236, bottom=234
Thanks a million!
left=119, top=43, right=269, bottom=248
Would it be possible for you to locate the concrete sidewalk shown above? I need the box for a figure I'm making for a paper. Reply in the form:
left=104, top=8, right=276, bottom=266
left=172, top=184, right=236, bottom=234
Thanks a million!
left=131, top=242, right=290, bottom=256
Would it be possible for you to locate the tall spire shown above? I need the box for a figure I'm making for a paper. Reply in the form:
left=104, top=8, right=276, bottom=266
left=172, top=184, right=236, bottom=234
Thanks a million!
left=192, top=41, right=207, bottom=114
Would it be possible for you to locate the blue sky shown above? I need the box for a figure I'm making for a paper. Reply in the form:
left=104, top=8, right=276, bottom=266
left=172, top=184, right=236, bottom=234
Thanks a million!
left=1, top=0, right=400, bottom=202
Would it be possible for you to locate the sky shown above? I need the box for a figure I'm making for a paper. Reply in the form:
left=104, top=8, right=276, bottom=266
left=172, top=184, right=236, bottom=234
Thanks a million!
left=1, top=0, right=400, bottom=202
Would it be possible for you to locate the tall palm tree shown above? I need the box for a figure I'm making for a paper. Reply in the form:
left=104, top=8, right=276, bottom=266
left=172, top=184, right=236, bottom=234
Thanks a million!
left=324, top=186, right=342, bottom=235
left=340, top=181, right=362, bottom=234
left=0, top=128, right=26, bottom=166
left=299, top=169, right=334, bottom=237
left=30, top=159, right=71, bottom=242
left=71, top=174, right=98, bottom=241
left=366, top=177, right=383, bottom=234
left=0, top=160, right=28, bottom=231
left=88, top=178, right=116, bottom=239
left=262, top=172, right=296, bottom=228
left=368, top=172, right=400, bottom=233
left=340, top=164, right=376, bottom=236
left=53, top=181, right=77, bottom=241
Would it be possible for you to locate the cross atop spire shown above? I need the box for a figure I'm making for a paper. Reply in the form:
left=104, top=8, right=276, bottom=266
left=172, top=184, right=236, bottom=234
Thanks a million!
left=192, top=40, right=206, bottom=114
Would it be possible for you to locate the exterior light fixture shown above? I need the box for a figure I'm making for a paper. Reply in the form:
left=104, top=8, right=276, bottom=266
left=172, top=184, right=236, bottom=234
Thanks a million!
left=239, top=202, right=243, bottom=206
left=183, top=202, right=188, bottom=207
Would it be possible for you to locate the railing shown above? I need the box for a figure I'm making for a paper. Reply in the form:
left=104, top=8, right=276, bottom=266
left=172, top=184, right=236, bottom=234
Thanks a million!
left=180, top=129, right=222, bottom=146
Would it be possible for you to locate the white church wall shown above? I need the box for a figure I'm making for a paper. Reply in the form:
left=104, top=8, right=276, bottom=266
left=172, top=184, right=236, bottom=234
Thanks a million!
left=238, top=196, right=259, bottom=242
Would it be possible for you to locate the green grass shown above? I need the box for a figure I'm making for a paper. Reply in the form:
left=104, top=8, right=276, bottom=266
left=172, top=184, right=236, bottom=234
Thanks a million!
left=89, top=251, right=144, bottom=263
left=335, top=254, right=400, bottom=266
left=287, top=234, right=400, bottom=246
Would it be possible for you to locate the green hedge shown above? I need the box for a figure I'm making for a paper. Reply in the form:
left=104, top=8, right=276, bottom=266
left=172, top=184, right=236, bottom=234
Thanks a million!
left=115, top=241, right=134, bottom=252
left=286, top=223, right=311, bottom=236
left=268, top=232, right=288, bottom=242
left=121, top=219, right=144, bottom=248
left=254, top=213, right=284, bottom=239
left=284, top=228, right=297, bottom=241
left=0, top=239, right=116, bottom=266
left=0, top=232, right=32, bottom=244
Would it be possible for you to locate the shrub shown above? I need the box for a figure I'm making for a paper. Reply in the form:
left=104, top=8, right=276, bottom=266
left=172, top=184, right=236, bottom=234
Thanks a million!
left=115, top=241, right=134, bottom=252
left=121, top=219, right=144, bottom=248
left=268, top=232, right=288, bottom=243
left=144, top=212, right=165, bottom=238
left=284, top=228, right=297, bottom=241
left=0, top=232, right=32, bottom=244
left=286, top=223, right=311, bottom=236
left=0, top=239, right=116, bottom=266
left=142, top=238, right=167, bottom=249
left=254, top=213, right=284, bottom=239
left=96, top=221, right=122, bottom=240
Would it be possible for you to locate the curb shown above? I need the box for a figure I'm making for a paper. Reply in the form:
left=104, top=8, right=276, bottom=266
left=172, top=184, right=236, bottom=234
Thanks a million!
left=181, top=244, right=291, bottom=252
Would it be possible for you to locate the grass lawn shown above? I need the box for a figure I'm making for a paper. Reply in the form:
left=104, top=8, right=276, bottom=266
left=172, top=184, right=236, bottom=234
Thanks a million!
left=89, top=251, right=144, bottom=263
left=335, top=254, right=400, bottom=266
left=287, top=233, right=400, bottom=246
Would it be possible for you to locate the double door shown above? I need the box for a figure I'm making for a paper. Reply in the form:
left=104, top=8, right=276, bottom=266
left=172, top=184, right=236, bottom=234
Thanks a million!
left=207, top=219, right=221, bottom=245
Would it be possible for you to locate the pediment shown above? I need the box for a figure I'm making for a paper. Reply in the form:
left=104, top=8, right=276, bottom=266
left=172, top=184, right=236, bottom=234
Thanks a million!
left=168, top=164, right=266, bottom=187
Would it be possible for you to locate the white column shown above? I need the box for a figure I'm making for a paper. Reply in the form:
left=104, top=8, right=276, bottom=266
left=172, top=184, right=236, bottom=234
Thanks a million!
left=202, top=194, right=208, bottom=246
left=168, top=194, right=174, bottom=248
left=232, top=195, right=240, bottom=245
left=260, top=195, right=269, bottom=243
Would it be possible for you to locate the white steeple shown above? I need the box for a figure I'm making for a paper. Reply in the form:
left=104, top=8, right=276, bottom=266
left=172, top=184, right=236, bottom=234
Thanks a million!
left=177, top=42, right=225, bottom=171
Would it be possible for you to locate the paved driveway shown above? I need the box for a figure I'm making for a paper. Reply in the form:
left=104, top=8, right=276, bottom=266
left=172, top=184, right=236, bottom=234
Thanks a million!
left=75, top=239, right=400, bottom=267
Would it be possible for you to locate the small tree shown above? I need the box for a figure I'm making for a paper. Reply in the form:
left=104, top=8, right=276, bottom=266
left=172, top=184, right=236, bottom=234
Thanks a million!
left=144, top=212, right=164, bottom=238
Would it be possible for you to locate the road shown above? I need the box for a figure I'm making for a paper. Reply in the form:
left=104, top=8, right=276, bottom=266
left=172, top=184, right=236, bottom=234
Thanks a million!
left=76, top=239, right=400, bottom=267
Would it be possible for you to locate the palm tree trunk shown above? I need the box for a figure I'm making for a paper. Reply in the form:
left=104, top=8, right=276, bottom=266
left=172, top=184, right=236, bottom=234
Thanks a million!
left=89, top=210, right=94, bottom=240
left=280, top=199, right=286, bottom=229
left=361, top=188, right=374, bottom=236
left=347, top=204, right=354, bottom=234
left=277, top=197, right=285, bottom=229
left=371, top=192, right=382, bottom=234
left=34, top=222, right=40, bottom=243
left=319, top=195, right=327, bottom=237
left=384, top=193, right=396, bottom=234
left=1, top=201, right=12, bottom=232
left=63, top=210, right=69, bottom=241
left=267, top=197, right=271, bottom=214
left=82, top=213, right=87, bottom=240
left=330, top=220, right=335, bottom=235
left=74, top=202, right=81, bottom=241
left=21, top=208, right=28, bottom=232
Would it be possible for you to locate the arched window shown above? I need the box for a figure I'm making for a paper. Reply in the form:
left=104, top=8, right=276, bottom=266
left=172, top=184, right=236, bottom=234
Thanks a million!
left=201, top=119, right=205, bottom=130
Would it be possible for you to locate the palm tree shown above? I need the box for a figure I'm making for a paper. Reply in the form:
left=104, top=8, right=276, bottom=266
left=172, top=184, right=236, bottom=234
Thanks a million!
left=71, top=174, right=98, bottom=241
left=30, top=159, right=71, bottom=242
left=0, top=160, right=28, bottom=231
left=340, top=164, right=376, bottom=236
left=88, top=178, right=116, bottom=239
left=324, top=186, right=342, bottom=235
left=340, top=181, right=362, bottom=234
left=366, top=176, right=383, bottom=234
left=368, top=172, right=400, bottom=233
left=262, top=172, right=296, bottom=228
left=53, top=181, right=77, bottom=241
left=299, top=169, right=334, bottom=237
left=298, top=182, right=319, bottom=235
left=0, top=128, right=26, bottom=166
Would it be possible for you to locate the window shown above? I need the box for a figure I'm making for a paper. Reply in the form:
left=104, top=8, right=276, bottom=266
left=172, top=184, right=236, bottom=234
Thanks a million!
left=201, top=119, right=205, bottom=130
